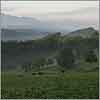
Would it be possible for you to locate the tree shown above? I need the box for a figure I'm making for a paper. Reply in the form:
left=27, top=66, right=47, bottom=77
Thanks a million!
left=56, top=48, right=75, bottom=69
left=85, top=50, right=97, bottom=63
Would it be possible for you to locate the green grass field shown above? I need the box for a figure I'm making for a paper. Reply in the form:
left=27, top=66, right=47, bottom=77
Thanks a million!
left=1, top=71, right=99, bottom=99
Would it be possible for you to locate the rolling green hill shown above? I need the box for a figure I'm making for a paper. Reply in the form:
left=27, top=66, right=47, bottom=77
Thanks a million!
left=1, top=27, right=99, bottom=71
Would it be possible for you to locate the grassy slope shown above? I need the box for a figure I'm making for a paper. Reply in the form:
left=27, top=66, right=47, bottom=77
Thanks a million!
left=1, top=71, right=99, bottom=99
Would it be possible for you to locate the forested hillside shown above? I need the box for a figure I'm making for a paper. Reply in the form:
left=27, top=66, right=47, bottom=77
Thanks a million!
left=1, top=27, right=99, bottom=71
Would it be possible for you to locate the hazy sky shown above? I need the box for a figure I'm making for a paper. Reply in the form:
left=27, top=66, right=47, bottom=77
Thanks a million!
left=1, top=1, right=99, bottom=30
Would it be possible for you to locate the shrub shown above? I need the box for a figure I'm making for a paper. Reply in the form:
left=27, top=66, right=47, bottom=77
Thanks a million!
left=32, top=72, right=37, bottom=75
left=38, top=72, right=44, bottom=75
left=61, top=70, right=65, bottom=73
left=85, top=50, right=97, bottom=63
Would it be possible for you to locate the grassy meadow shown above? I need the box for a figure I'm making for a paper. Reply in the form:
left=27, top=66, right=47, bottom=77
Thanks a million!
left=1, top=70, right=99, bottom=99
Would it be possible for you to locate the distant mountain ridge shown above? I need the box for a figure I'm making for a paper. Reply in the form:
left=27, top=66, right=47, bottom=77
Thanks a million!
left=1, top=27, right=98, bottom=41
left=67, top=27, right=98, bottom=38
left=1, top=29, right=49, bottom=41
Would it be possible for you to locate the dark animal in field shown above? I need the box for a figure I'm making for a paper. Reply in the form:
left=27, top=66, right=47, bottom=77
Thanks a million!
left=61, top=70, right=65, bottom=73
